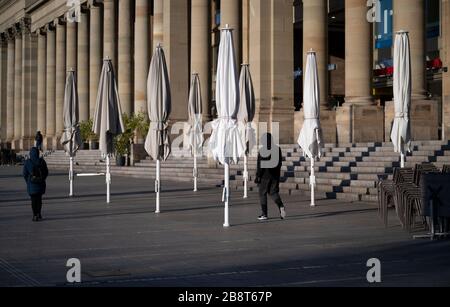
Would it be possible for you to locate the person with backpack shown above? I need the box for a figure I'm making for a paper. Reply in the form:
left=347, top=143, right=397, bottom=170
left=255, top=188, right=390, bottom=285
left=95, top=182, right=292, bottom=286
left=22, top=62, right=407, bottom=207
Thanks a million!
left=23, top=147, right=49, bottom=221
left=254, top=133, right=286, bottom=221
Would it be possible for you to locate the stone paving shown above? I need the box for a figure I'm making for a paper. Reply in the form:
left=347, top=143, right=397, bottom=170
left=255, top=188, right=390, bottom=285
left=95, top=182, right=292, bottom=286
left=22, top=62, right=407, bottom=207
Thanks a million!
left=0, top=165, right=449, bottom=287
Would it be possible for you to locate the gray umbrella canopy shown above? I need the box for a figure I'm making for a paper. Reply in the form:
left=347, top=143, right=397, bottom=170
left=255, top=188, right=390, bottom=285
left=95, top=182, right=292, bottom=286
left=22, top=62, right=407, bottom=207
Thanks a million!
left=61, top=70, right=82, bottom=157
left=145, top=45, right=172, bottom=161
left=92, top=59, right=125, bottom=156
left=237, top=64, right=256, bottom=154
left=187, top=73, right=204, bottom=156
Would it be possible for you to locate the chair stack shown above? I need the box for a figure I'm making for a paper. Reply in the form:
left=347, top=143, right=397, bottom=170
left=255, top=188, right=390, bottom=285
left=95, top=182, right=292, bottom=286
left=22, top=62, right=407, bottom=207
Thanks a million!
left=378, top=167, right=414, bottom=227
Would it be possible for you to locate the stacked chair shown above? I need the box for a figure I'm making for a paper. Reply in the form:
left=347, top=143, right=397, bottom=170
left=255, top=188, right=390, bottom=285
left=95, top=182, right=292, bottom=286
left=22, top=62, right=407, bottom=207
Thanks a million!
left=378, top=167, right=414, bottom=227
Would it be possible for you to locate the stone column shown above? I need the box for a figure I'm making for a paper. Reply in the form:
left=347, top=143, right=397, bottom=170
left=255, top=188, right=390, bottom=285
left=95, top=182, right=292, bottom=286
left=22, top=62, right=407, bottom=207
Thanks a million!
left=77, top=8, right=89, bottom=122
left=66, top=17, right=77, bottom=71
left=443, top=0, right=450, bottom=140
left=89, top=0, right=102, bottom=119
left=191, top=0, right=211, bottom=121
left=220, top=0, right=242, bottom=67
left=242, top=0, right=250, bottom=64
left=103, top=0, right=116, bottom=69
left=164, top=0, right=189, bottom=122
left=221, top=0, right=241, bottom=67
left=13, top=24, right=23, bottom=150
left=300, top=0, right=335, bottom=143
left=134, top=0, right=149, bottom=115
left=21, top=18, right=38, bottom=150
left=153, top=0, right=164, bottom=49
left=45, top=24, right=56, bottom=149
left=385, top=0, right=439, bottom=141
left=37, top=30, right=46, bottom=136
left=119, top=0, right=132, bottom=115
left=55, top=19, right=66, bottom=146
left=336, top=0, right=384, bottom=143
left=249, top=0, right=294, bottom=144
left=0, top=35, right=7, bottom=143
left=6, top=31, right=15, bottom=144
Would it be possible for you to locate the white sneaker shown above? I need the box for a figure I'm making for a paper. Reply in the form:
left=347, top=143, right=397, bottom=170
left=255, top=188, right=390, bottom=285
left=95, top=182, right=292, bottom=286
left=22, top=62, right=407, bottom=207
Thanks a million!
left=258, top=215, right=268, bottom=221
left=280, top=207, right=286, bottom=219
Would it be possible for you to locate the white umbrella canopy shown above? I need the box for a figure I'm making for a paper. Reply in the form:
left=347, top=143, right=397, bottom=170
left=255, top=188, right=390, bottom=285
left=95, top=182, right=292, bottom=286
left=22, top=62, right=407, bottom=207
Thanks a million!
left=209, top=26, right=245, bottom=227
left=297, top=51, right=323, bottom=207
left=61, top=70, right=82, bottom=157
left=237, top=64, right=256, bottom=199
left=92, top=59, right=125, bottom=203
left=187, top=73, right=204, bottom=192
left=391, top=31, right=412, bottom=168
left=61, top=70, right=82, bottom=197
left=187, top=73, right=204, bottom=157
left=144, top=45, right=172, bottom=213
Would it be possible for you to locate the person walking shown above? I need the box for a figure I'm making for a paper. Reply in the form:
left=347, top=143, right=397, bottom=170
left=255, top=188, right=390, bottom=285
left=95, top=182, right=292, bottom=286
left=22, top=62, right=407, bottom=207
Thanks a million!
left=23, top=147, right=49, bottom=222
left=254, top=133, right=286, bottom=221
left=35, top=131, right=43, bottom=152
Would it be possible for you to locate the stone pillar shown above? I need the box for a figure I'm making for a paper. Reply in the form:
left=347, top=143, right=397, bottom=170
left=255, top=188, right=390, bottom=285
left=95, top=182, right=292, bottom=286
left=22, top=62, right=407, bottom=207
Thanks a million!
left=119, top=0, right=132, bottom=115
left=0, top=35, right=7, bottom=143
left=385, top=0, right=439, bottom=141
left=153, top=0, right=164, bottom=49
left=66, top=18, right=77, bottom=71
left=242, top=0, right=250, bottom=64
left=103, top=0, right=116, bottom=69
left=89, top=0, right=102, bottom=119
left=301, top=0, right=335, bottom=143
left=221, top=0, right=241, bottom=67
left=21, top=18, right=38, bottom=150
left=249, top=0, right=294, bottom=144
left=77, top=8, right=89, bottom=122
left=55, top=19, right=66, bottom=146
left=45, top=24, right=56, bottom=149
left=37, top=30, right=46, bottom=136
left=336, top=0, right=384, bottom=143
left=134, top=0, right=149, bottom=115
left=443, top=0, right=450, bottom=140
left=191, top=0, right=211, bottom=121
left=164, top=0, right=189, bottom=122
left=13, top=25, right=23, bottom=150
left=6, top=31, right=14, bottom=145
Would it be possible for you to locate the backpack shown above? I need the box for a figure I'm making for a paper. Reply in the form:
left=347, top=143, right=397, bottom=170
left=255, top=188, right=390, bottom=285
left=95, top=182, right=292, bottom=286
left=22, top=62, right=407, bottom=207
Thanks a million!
left=30, top=161, right=44, bottom=184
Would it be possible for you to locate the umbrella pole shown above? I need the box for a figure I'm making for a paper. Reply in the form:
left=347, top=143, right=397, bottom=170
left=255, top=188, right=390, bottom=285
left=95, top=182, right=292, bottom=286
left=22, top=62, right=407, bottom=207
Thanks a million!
left=224, top=163, right=230, bottom=228
left=243, top=154, right=248, bottom=199
left=401, top=153, right=405, bottom=168
left=106, top=155, right=111, bottom=204
left=155, top=159, right=161, bottom=213
left=194, top=152, right=198, bottom=192
left=310, top=159, right=316, bottom=207
left=69, top=156, right=74, bottom=197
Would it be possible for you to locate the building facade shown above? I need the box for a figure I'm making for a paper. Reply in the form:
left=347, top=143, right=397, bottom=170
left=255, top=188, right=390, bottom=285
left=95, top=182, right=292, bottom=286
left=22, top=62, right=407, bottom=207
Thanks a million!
left=0, top=0, right=449, bottom=151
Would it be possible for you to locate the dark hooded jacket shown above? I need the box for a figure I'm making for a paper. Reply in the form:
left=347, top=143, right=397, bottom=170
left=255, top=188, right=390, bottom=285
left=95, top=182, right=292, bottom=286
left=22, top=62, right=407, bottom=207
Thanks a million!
left=256, top=134, right=283, bottom=181
left=23, top=147, right=49, bottom=196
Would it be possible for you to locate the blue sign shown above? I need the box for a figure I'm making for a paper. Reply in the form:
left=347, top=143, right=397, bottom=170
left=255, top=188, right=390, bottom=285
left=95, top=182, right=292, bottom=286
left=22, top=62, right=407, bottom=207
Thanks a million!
left=375, top=0, right=393, bottom=49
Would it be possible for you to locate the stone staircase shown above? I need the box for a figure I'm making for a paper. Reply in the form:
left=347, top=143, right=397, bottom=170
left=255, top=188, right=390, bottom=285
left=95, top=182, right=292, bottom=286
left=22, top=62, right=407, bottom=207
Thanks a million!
left=35, top=140, right=450, bottom=202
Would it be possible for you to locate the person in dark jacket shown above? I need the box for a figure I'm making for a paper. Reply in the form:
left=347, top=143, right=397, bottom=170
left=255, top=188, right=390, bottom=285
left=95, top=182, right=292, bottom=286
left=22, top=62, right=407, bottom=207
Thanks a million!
left=254, top=133, right=286, bottom=220
left=35, top=131, right=43, bottom=152
left=23, top=147, right=49, bottom=221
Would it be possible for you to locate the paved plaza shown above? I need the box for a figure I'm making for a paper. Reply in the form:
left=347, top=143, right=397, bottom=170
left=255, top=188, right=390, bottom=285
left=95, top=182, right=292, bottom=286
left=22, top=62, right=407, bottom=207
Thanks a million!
left=0, top=165, right=449, bottom=287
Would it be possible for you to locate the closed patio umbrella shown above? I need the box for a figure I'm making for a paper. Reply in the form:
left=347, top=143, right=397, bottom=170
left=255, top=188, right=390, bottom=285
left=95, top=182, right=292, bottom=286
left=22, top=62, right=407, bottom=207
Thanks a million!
left=209, top=25, right=245, bottom=227
left=61, top=69, right=82, bottom=197
left=92, top=59, right=125, bottom=203
left=187, top=73, right=204, bottom=192
left=144, top=45, right=171, bottom=213
left=298, top=50, right=323, bottom=207
left=391, top=31, right=412, bottom=168
left=237, top=64, right=256, bottom=199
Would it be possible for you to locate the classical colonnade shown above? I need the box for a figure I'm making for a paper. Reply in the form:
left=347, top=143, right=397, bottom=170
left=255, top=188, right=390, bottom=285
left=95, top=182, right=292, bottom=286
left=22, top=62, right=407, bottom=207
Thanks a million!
left=0, top=0, right=445, bottom=151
